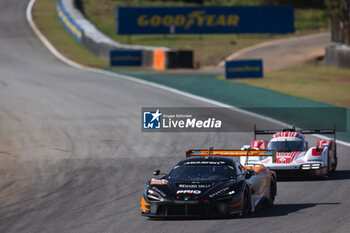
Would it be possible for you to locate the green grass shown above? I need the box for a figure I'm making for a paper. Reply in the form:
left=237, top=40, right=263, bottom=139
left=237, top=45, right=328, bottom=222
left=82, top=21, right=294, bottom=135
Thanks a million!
left=83, top=0, right=330, bottom=66
left=33, top=0, right=108, bottom=67
left=232, top=64, right=350, bottom=108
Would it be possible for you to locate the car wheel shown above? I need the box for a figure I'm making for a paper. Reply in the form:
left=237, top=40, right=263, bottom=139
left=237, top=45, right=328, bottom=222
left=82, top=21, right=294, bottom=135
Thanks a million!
left=267, top=178, right=276, bottom=207
left=241, top=189, right=250, bottom=216
left=323, top=153, right=330, bottom=179
left=332, top=156, right=337, bottom=172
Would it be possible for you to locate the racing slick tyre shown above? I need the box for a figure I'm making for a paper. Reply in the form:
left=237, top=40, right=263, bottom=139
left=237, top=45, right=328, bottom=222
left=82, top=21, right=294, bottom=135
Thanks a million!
left=267, top=178, right=276, bottom=207
left=322, top=153, right=330, bottom=180
left=332, top=156, right=337, bottom=173
left=240, top=188, right=251, bottom=217
left=319, top=155, right=330, bottom=180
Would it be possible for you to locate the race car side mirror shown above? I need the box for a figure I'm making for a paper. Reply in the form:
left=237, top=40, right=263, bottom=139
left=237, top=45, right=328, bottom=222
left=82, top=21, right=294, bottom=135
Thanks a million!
left=153, top=170, right=160, bottom=176
left=245, top=169, right=255, bottom=179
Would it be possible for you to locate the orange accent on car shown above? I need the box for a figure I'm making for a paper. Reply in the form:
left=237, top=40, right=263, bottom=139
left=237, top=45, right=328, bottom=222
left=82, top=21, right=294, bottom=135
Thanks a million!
left=186, top=149, right=276, bottom=162
left=150, top=178, right=168, bottom=185
left=227, top=199, right=242, bottom=212
left=244, top=165, right=266, bottom=174
left=141, top=197, right=150, bottom=211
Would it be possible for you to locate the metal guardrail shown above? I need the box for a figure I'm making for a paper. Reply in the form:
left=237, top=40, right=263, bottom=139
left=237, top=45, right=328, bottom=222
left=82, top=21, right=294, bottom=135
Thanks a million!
left=56, top=0, right=83, bottom=43
left=56, top=0, right=193, bottom=68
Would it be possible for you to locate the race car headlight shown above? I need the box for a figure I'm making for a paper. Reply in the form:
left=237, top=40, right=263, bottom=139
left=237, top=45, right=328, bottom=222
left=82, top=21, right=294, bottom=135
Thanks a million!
left=209, top=187, right=236, bottom=199
left=301, top=163, right=321, bottom=170
left=220, top=189, right=236, bottom=197
left=214, top=189, right=237, bottom=201
left=147, top=189, right=164, bottom=201
left=228, top=190, right=235, bottom=195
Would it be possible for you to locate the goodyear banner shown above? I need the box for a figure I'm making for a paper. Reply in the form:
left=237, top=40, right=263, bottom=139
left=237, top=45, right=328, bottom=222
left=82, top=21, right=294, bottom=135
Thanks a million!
left=116, top=6, right=294, bottom=34
left=225, top=60, right=263, bottom=79
left=56, top=0, right=83, bottom=42
left=110, top=50, right=142, bottom=66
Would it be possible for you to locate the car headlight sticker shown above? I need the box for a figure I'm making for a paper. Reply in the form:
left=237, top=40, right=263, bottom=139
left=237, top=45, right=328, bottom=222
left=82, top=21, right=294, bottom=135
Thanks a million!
left=147, top=189, right=164, bottom=201
left=209, top=187, right=236, bottom=198
left=209, top=187, right=229, bottom=198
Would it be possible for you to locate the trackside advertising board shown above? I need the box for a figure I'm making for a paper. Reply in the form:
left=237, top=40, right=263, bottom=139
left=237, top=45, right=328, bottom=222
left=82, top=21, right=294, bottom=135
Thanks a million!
left=225, top=60, right=263, bottom=79
left=110, top=50, right=142, bottom=66
left=115, top=6, right=294, bottom=34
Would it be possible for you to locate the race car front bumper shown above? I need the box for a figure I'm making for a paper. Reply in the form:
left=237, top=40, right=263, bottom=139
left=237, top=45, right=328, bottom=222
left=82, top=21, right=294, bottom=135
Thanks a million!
left=141, top=198, right=242, bottom=218
left=264, top=163, right=327, bottom=177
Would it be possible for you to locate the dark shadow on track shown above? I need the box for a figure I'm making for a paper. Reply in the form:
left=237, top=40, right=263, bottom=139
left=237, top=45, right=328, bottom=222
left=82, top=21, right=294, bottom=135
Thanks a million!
left=147, top=203, right=340, bottom=221
left=249, top=203, right=340, bottom=218
left=329, top=170, right=350, bottom=180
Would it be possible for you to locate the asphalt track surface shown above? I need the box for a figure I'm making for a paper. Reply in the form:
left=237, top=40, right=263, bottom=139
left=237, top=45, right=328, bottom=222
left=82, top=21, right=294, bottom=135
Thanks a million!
left=0, top=1, right=349, bottom=232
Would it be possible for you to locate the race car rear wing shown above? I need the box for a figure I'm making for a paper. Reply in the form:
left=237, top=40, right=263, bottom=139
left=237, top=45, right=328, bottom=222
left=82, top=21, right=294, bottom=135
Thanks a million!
left=253, top=124, right=337, bottom=156
left=253, top=124, right=336, bottom=140
left=186, top=148, right=276, bottom=163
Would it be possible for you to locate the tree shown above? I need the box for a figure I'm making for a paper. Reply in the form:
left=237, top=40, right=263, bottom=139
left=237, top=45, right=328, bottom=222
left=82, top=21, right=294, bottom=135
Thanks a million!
left=325, top=0, right=350, bottom=45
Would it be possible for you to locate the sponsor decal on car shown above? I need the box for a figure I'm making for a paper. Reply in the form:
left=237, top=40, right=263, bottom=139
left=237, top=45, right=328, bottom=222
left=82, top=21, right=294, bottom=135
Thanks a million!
left=150, top=178, right=168, bottom=185
left=276, top=152, right=302, bottom=164
left=264, top=151, right=273, bottom=155
left=183, top=161, right=227, bottom=165
left=178, top=184, right=212, bottom=188
left=176, top=190, right=201, bottom=194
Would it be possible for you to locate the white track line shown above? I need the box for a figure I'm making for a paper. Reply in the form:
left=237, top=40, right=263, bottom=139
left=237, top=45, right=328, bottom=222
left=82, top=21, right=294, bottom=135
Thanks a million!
left=26, top=0, right=350, bottom=147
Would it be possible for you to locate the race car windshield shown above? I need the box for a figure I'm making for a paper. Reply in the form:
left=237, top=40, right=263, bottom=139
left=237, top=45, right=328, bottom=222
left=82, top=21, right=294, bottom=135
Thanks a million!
left=167, top=165, right=234, bottom=181
left=268, top=140, right=306, bottom=152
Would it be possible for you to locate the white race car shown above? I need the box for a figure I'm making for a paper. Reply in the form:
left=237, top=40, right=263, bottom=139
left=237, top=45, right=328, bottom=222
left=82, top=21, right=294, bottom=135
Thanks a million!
left=241, top=128, right=337, bottom=179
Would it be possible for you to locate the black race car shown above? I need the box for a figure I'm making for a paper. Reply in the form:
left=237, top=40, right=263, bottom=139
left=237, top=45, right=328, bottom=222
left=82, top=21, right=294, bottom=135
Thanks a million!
left=141, top=149, right=277, bottom=218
